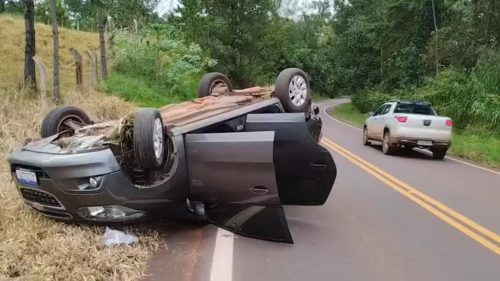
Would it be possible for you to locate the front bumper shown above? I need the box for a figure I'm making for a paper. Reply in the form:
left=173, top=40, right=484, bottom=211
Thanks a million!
left=8, top=145, right=189, bottom=222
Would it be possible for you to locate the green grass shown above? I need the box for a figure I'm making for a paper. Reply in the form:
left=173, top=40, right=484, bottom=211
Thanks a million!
left=450, top=131, right=500, bottom=167
left=329, top=102, right=500, bottom=168
left=102, top=72, right=198, bottom=108
left=328, top=103, right=369, bottom=128
left=312, top=92, right=331, bottom=102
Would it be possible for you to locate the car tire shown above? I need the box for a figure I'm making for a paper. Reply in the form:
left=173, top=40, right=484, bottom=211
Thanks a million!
left=41, top=106, right=91, bottom=137
left=362, top=127, right=370, bottom=146
left=382, top=131, right=395, bottom=155
left=431, top=147, right=447, bottom=160
left=198, top=72, right=232, bottom=98
left=274, top=68, right=311, bottom=113
left=133, top=109, right=166, bottom=169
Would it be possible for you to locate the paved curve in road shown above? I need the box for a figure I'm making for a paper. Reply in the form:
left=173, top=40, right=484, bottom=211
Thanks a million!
left=144, top=98, right=500, bottom=281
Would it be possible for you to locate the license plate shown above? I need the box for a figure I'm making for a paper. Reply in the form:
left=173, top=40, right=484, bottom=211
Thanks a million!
left=16, top=169, right=38, bottom=187
left=417, top=140, right=433, bottom=146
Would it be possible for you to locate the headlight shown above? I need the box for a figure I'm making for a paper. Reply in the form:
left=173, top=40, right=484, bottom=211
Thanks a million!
left=76, top=176, right=103, bottom=191
left=77, top=206, right=145, bottom=221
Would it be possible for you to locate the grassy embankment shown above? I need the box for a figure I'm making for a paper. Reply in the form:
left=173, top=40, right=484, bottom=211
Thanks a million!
left=0, top=15, right=160, bottom=280
left=329, top=103, right=500, bottom=168
left=102, top=71, right=201, bottom=107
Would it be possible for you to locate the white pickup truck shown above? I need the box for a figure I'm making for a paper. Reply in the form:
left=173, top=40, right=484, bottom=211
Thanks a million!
left=363, top=101, right=453, bottom=159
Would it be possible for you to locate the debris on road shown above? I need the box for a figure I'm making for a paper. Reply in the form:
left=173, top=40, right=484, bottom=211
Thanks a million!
left=103, top=227, right=139, bottom=246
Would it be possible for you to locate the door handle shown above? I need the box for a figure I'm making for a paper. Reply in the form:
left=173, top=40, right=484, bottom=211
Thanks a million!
left=250, top=186, right=269, bottom=195
left=311, top=163, right=327, bottom=170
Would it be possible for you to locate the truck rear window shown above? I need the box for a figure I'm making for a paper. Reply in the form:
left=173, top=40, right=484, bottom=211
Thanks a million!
left=394, top=103, right=435, bottom=115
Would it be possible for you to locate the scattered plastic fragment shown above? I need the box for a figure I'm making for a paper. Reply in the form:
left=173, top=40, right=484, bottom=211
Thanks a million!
left=102, top=227, right=138, bottom=246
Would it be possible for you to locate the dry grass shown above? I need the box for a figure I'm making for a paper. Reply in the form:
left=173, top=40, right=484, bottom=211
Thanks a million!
left=0, top=15, right=99, bottom=92
left=0, top=15, right=161, bottom=280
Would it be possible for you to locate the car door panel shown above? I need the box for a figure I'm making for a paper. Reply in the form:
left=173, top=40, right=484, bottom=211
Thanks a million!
left=372, top=104, right=389, bottom=140
left=245, top=113, right=336, bottom=206
left=185, top=131, right=279, bottom=204
left=367, top=105, right=383, bottom=139
left=185, top=131, right=293, bottom=243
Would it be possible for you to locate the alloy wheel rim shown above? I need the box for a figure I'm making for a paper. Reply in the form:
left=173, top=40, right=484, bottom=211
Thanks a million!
left=153, top=118, right=164, bottom=159
left=288, top=75, right=307, bottom=106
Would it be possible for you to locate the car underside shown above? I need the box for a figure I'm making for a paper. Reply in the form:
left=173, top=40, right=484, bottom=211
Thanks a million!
left=8, top=68, right=337, bottom=243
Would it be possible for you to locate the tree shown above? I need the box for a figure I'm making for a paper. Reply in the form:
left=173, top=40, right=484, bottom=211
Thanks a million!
left=50, top=0, right=60, bottom=102
left=0, top=0, right=5, bottom=13
left=96, top=2, right=107, bottom=80
left=177, top=0, right=279, bottom=87
left=431, top=0, right=439, bottom=75
left=23, top=0, right=36, bottom=91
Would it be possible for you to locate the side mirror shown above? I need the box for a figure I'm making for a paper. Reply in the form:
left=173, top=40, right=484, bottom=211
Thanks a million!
left=313, top=105, right=320, bottom=115
left=368, top=111, right=374, bottom=117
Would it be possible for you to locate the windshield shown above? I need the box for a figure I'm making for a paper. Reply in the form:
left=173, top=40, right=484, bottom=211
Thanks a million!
left=394, top=103, right=436, bottom=115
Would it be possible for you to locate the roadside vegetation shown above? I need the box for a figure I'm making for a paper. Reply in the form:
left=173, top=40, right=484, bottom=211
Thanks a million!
left=103, top=25, right=215, bottom=107
left=329, top=103, right=500, bottom=168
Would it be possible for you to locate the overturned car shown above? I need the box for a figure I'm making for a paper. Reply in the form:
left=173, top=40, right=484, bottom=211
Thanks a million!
left=8, top=68, right=336, bottom=243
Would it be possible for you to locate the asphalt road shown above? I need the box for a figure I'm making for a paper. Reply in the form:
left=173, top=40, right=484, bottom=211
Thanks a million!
left=145, top=98, right=500, bottom=281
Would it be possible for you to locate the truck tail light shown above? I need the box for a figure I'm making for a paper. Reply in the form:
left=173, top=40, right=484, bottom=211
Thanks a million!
left=395, top=116, right=408, bottom=123
left=446, top=119, right=453, bottom=127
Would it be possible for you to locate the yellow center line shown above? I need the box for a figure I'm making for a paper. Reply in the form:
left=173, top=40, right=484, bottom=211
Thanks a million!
left=320, top=137, right=500, bottom=255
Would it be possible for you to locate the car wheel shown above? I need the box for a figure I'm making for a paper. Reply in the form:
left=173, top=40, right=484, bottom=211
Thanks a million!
left=382, top=131, right=395, bottom=155
left=198, top=72, right=232, bottom=98
left=133, top=109, right=166, bottom=169
left=431, top=147, right=447, bottom=160
left=41, top=106, right=91, bottom=137
left=274, top=68, right=311, bottom=113
left=362, top=127, right=370, bottom=146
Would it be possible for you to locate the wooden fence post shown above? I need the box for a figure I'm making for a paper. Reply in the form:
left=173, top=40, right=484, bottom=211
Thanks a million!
left=90, top=48, right=99, bottom=82
left=85, top=50, right=96, bottom=91
left=70, top=48, right=83, bottom=91
left=32, top=56, right=47, bottom=106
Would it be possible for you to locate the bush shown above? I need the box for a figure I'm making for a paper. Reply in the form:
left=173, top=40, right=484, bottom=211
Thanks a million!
left=414, top=52, right=500, bottom=131
left=351, top=90, right=398, bottom=113
left=107, top=24, right=216, bottom=104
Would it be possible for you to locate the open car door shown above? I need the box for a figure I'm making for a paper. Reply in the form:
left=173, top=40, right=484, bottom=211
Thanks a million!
left=185, top=131, right=293, bottom=243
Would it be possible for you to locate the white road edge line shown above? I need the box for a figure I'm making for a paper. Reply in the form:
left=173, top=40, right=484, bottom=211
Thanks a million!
left=210, top=228, right=234, bottom=281
left=321, top=101, right=500, bottom=176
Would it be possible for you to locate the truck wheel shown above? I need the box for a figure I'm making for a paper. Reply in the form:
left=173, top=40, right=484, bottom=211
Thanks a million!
left=41, top=106, right=91, bottom=137
left=275, top=68, right=311, bottom=113
left=362, top=127, right=370, bottom=146
left=198, top=72, right=232, bottom=98
left=133, top=109, right=165, bottom=169
left=431, top=147, right=447, bottom=160
left=382, top=131, right=395, bottom=155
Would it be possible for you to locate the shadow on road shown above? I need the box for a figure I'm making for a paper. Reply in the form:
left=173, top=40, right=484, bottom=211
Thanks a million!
left=366, top=143, right=439, bottom=161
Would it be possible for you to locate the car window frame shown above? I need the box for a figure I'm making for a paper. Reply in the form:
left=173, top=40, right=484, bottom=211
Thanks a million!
left=394, top=103, right=436, bottom=116
left=381, top=104, right=392, bottom=115
left=373, top=105, right=386, bottom=116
